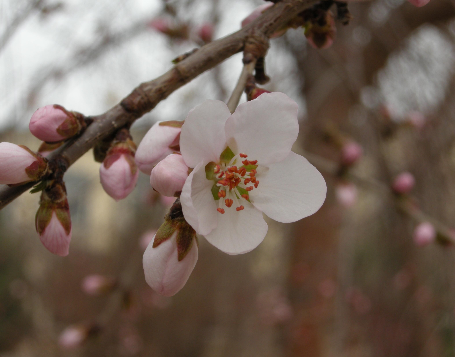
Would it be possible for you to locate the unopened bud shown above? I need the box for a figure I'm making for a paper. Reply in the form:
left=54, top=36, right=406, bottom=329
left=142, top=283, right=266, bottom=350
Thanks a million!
left=335, top=182, right=357, bottom=207
left=100, top=131, right=139, bottom=201
left=135, top=121, right=182, bottom=174
left=0, top=142, right=48, bottom=184
left=407, top=0, right=430, bottom=6
left=413, top=222, right=436, bottom=246
left=341, top=141, right=362, bottom=166
left=29, top=105, right=85, bottom=143
left=392, top=172, right=415, bottom=195
left=143, top=200, right=198, bottom=296
left=35, top=180, right=72, bottom=256
left=197, top=23, right=214, bottom=43
left=81, top=275, right=117, bottom=296
left=304, top=11, right=336, bottom=49
left=59, top=323, right=100, bottom=349
left=150, top=154, right=188, bottom=197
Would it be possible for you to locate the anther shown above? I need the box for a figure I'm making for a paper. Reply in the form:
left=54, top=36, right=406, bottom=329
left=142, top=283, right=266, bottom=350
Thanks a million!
left=244, top=178, right=251, bottom=184
left=228, top=166, right=238, bottom=173
left=218, top=180, right=229, bottom=186
left=236, top=206, right=244, bottom=211
left=250, top=160, right=257, bottom=165
left=217, top=208, right=225, bottom=214
left=254, top=181, right=259, bottom=188
left=241, top=194, right=249, bottom=200
left=214, top=165, right=220, bottom=173
left=242, top=160, right=249, bottom=165
left=240, top=153, right=248, bottom=158
left=246, top=186, right=253, bottom=191
left=225, top=199, right=233, bottom=207
left=217, top=172, right=225, bottom=178
left=218, top=190, right=226, bottom=198
left=239, top=168, right=247, bottom=176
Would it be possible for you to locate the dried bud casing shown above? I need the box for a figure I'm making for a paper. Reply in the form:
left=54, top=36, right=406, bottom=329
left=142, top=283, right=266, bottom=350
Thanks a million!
left=150, top=154, right=188, bottom=197
left=0, top=142, right=48, bottom=184
left=143, top=200, right=198, bottom=296
left=35, top=180, right=72, bottom=256
left=135, top=121, right=183, bottom=174
left=100, top=130, right=139, bottom=201
left=304, top=11, right=336, bottom=50
left=29, top=105, right=85, bottom=143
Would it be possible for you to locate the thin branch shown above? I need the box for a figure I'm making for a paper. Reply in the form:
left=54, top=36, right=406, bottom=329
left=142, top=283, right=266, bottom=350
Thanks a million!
left=226, top=61, right=256, bottom=113
left=0, top=0, right=321, bottom=210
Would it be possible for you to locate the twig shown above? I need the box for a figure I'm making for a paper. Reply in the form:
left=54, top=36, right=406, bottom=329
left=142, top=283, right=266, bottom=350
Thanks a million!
left=0, top=0, right=321, bottom=210
left=226, top=61, right=256, bottom=113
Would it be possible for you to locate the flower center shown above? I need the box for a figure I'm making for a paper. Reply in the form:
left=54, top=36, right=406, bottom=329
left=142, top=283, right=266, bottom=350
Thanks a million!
left=206, top=150, right=259, bottom=214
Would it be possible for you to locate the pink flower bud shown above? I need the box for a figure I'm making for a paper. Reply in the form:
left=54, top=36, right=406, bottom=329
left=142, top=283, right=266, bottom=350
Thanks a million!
left=81, top=275, right=116, bottom=296
left=148, top=18, right=170, bottom=34
left=29, top=105, right=84, bottom=142
left=0, top=142, right=48, bottom=184
left=143, top=231, right=198, bottom=297
left=392, top=172, right=415, bottom=194
left=305, top=12, right=336, bottom=49
left=198, top=23, right=214, bottom=43
left=59, top=323, right=99, bottom=349
left=335, top=182, right=357, bottom=207
left=241, top=4, right=286, bottom=38
left=150, top=154, right=188, bottom=197
left=413, top=222, right=436, bottom=246
left=35, top=181, right=72, bottom=256
left=135, top=121, right=182, bottom=174
left=100, top=153, right=139, bottom=201
left=407, top=0, right=430, bottom=7
left=341, top=141, right=363, bottom=166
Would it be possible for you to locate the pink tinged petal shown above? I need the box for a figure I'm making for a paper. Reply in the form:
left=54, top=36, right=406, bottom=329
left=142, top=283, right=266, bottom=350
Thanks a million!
left=0, top=142, right=39, bottom=184
left=225, top=92, right=299, bottom=166
left=143, top=232, right=198, bottom=297
left=204, top=201, right=268, bottom=255
left=180, top=100, right=231, bottom=168
left=150, top=154, right=188, bottom=197
left=135, top=122, right=181, bottom=174
left=29, top=105, right=72, bottom=142
left=181, top=162, right=217, bottom=235
left=250, top=152, right=326, bottom=223
left=39, top=212, right=72, bottom=256
left=100, top=154, right=139, bottom=201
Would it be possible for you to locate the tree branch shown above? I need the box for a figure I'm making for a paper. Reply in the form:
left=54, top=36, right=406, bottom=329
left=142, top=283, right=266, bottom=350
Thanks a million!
left=0, top=0, right=320, bottom=210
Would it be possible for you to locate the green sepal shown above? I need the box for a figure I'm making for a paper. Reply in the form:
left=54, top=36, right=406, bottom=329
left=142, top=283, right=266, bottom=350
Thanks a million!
left=35, top=204, right=53, bottom=234
left=241, top=164, right=258, bottom=172
left=211, top=184, right=220, bottom=201
left=219, top=146, right=235, bottom=164
left=205, top=162, right=217, bottom=180
left=176, top=225, right=196, bottom=261
left=153, top=221, right=176, bottom=248
left=236, top=186, right=250, bottom=202
left=30, top=180, right=47, bottom=194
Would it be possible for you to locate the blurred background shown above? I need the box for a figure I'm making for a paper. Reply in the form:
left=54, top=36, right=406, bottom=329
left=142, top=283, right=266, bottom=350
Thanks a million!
left=1, top=0, right=455, bottom=356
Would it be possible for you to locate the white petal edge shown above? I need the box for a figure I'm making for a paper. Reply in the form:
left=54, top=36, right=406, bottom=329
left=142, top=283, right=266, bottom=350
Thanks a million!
left=180, top=100, right=231, bottom=168
left=204, top=201, right=268, bottom=255
left=181, top=162, right=217, bottom=235
left=143, top=232, right=198, bottom=297
left=224, top=92, right=299, bottom=166
left=250, top=152, right=326, bottom=223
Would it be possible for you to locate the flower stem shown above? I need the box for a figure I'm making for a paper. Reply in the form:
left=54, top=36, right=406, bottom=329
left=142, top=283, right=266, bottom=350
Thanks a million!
left=226, top=60, right=257, bottom=113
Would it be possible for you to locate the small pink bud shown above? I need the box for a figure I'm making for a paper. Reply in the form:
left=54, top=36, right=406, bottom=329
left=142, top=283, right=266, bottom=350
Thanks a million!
left=392, top=172, right=415, bottom=194
left=197, top=23, right=214, bottom=43
left=35, top=181, right=72, bottom=256
left=241, top=4, right=285, bottom=38
left=81, top=275, right=116, bottom=296
left=59, top=323, right=99, bottom=349
left=143, top=231, right=198, bottom=297
left=406, top=111, right=426, bottom=130
left=0, top=142, right=48, bottom=184
left=148, top=18, right=170, bottom=33
left=135, top=121, right=182, bottom=174
left=150, top=154, right=188, bottom=197
left=335, top=182, right=357, bottom=207
left=413, top=222, right=436, bottom=246
left=29, top=105, right=84, bottom=142
left=341, top=141, right=362, bottom=166
left=100, top=132, right=138, bottom=201
left=305, top=12, right=336, bottom=49
left=407, top=0, right=430, bottom=7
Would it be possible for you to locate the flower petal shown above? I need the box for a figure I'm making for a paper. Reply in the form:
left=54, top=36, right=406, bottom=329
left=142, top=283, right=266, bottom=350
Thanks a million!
left=225, top=92, right=299, bottom=165
left=181, top=162, right=217, bottom=235
left=180, top=100, right=231, bottom=168
left=250, top=152, right=326, bottom=223
left=204, top=202, right=268, bottom=255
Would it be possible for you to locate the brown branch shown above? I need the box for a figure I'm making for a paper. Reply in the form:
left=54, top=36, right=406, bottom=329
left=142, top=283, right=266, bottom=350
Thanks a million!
left=0, top=0, right=321, bottom=210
